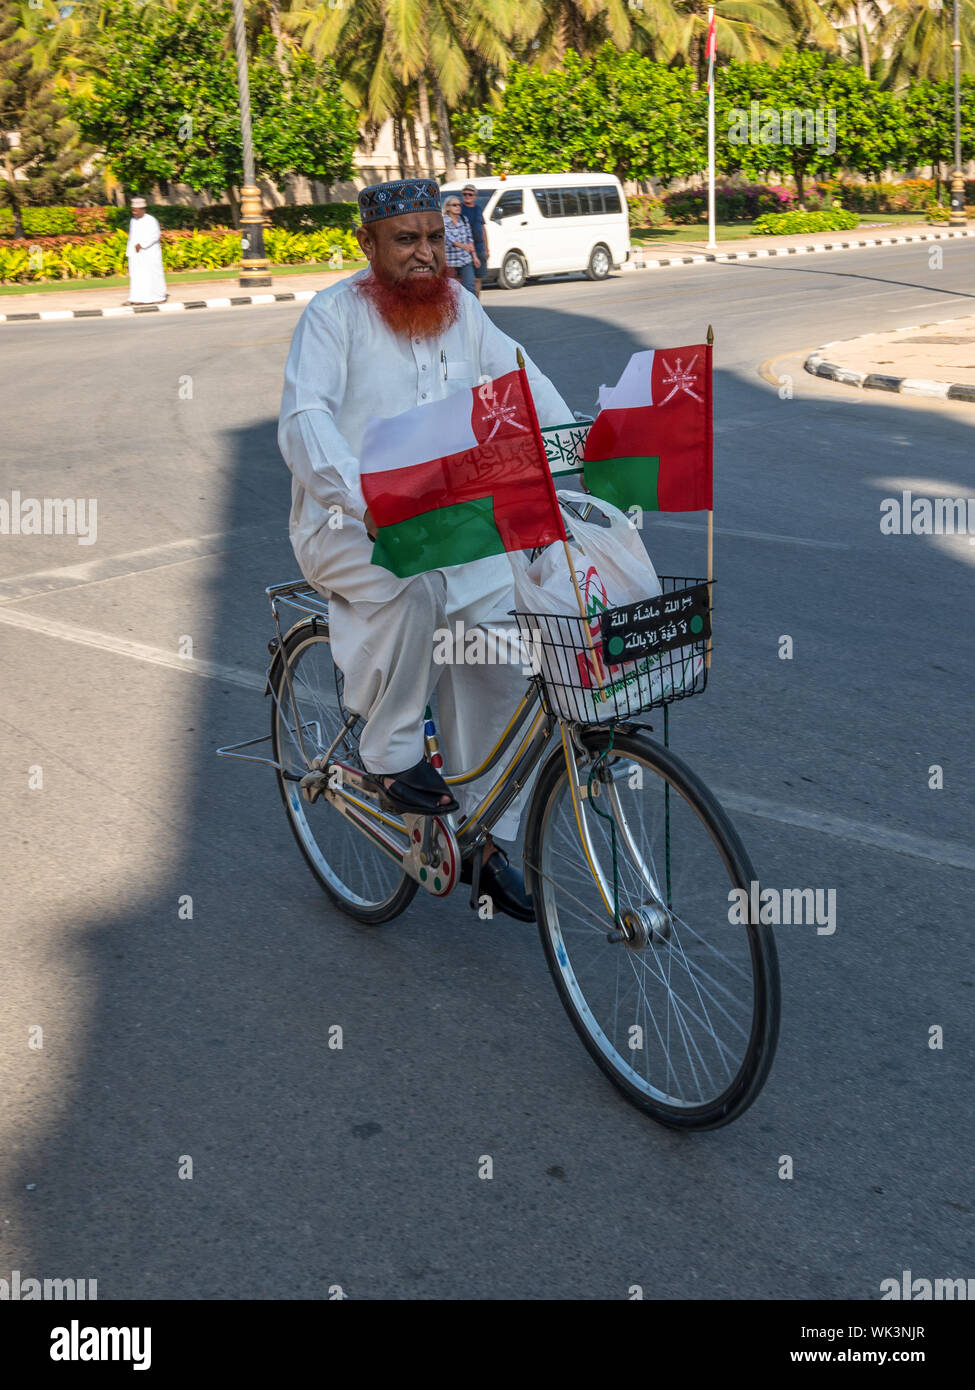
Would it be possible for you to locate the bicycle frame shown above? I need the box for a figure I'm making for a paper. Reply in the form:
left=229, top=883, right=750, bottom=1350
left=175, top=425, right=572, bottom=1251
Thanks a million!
left=215, top=578, right=672, bottom=928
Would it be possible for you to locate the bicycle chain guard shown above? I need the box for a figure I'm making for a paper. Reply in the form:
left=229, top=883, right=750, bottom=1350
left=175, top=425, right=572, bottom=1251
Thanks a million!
left=319, top=760, right=460, bottom=898
left=400, top=813, right=460, bottom=898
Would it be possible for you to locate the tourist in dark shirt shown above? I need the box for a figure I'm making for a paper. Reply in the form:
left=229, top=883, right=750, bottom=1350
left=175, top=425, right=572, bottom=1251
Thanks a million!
left=461, top=184, right=489, bottom=299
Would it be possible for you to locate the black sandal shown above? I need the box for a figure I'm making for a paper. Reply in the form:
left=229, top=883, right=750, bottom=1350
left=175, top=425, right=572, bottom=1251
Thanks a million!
left=460, top=847, right=535, bottom=922
left=367, top=758, right=459, bottom=816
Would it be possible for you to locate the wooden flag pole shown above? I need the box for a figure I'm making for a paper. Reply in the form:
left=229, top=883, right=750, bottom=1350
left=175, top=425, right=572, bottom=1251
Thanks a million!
left=706, top=323, right=714, bottom=670
left=516, top=348, right=605, bottom=679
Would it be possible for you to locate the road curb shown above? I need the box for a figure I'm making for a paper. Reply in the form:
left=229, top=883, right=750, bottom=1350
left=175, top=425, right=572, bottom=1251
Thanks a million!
left=2, top=225, right=972, bottom=320
left=619, top=225, right=975, bottom=273
left=0, top=287, right=318, bottom=324
left=804, top=317, right=975, bottom=404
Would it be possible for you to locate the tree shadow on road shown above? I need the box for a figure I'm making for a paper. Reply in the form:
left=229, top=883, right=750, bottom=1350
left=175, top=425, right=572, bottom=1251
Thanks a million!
left=12, top=294, right=975, bottom=1300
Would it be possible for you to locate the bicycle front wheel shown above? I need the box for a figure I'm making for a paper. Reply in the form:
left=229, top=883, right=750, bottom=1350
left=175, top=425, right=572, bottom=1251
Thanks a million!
left=524, top=726, right=779, bottom=1129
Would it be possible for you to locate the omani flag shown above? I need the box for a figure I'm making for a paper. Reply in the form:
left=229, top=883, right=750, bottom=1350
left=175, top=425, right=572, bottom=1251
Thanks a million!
left=361, top=368, right=566, bottom=577
left=582, top=345, right=713, bottom=513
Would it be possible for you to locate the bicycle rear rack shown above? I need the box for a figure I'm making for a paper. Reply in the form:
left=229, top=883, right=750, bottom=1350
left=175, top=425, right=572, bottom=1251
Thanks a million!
left=215, top=578, right=334, bottom=777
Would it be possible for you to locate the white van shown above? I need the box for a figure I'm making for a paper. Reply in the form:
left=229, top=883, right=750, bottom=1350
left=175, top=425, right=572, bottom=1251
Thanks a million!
left=439, top=173, right=631, bottom=290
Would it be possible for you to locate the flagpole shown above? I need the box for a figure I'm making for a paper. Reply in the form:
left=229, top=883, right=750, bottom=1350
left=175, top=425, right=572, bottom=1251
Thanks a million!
left=706, top=324, right=714, bottom=669
left=516, top=348, right=605, bottom=677
left=705, top=7, right=717, bottom=253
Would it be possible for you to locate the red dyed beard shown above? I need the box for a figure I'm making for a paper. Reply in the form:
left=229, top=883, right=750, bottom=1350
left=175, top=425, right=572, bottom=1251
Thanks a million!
left=357, top=260, right=458, bottom=341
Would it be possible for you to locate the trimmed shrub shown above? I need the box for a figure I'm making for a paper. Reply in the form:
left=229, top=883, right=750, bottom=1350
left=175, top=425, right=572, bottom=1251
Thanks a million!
left=0, top=204, right=199, bottom=237
left=0, top=225, right=364, bottom=282
left=0, top=201, right=364, bottom=239
left=195, top=204, right=235, bottom=230
left=264, top=226, right=360, bottom=263
left=751, top=208, right=860, bottom=235
left=159, top=231, right=239, bottom=271
left=626, top=194, right=666, bottom=228
left=663, top=182, right=795, bottom=223
left=814, top=179, right=938, bottom=214
left=267, top=202, right=360, bottom=232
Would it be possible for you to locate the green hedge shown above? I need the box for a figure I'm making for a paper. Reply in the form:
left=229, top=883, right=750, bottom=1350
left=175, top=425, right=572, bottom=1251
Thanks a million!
left=0, top=204, right=201, bottom=236
left=0, top=200, right=360, bottom=239
left=0, top=226, right=362, bottom=283
left=665, top=182, right=796, bottom=222
left=815, top=178, right=975, bottom=213
left=751, top=208, right=860, bottom=235
left=267, top=202, right=359, bottom=232
left=625, top=194, right=666, bottom=228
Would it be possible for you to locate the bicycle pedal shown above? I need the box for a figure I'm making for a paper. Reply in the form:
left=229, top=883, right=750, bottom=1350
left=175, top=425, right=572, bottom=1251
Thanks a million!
left=299, top=768, right=328, bottom=804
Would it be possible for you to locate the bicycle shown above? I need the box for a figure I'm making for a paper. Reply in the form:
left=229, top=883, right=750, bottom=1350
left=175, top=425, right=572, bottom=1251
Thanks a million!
left=218, top=503, right=780, bottom=1131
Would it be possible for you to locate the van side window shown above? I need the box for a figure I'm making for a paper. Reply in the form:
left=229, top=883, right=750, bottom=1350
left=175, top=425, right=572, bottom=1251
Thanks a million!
left=534, top=189, right=558, bottom=218
left=492, top=190, right=523, bottom=221
left=534, top=186, right=621, bottom=217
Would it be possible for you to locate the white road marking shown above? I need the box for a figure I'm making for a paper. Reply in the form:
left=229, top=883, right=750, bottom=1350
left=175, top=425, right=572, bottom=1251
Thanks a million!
left=0, top=524, right=281, bottom=601
left=717, top=788, right=975, bottom=873
left=0, top=605, right=266, bottom=690
left=0, top=605, right=968, bottom=869
left=651, top=519, right=848, bottom=549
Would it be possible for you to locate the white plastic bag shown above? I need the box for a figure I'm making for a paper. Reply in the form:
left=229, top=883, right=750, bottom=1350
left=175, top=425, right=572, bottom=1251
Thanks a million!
left=512, top=491, right=702, bottom=722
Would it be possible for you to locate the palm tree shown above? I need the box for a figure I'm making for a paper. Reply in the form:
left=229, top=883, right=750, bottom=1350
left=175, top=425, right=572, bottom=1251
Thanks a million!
left=818, top=0, right=887, bottom=79
left=14, top=0, right=119, bottom=97
left=509, top=0, right=644, bottom=65
left=290, top=0, right=519, bottom=180
left=660, top=2, right=835, bottom=84
left=875, top=0, right=975, bottom=88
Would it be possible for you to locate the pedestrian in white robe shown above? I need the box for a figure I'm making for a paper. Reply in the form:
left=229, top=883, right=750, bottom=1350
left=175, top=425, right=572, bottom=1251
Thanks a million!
left=125, top=197, right=167, bottom=305
left=278, top=189, right=572, bottom=850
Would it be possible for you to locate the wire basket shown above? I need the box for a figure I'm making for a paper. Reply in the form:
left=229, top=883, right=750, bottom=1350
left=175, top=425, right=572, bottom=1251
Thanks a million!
left=513, top=576, right=710, bottom=724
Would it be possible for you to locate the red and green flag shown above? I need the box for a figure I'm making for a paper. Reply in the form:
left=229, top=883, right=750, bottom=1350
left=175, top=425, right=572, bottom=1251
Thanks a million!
left=361, top=367, right=566, bottom=577
left=582, top=344, right=713, bottom=512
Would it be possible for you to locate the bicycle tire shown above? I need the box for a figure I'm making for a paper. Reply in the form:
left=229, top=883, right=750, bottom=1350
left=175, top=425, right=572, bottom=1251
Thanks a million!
left=270, top=619, right=417, bottom=925
left=524, top=725, right=779, bottom=1130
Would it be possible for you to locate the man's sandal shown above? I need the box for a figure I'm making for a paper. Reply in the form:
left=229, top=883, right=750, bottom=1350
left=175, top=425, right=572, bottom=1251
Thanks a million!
left=366, top=758, right=460, bottom=816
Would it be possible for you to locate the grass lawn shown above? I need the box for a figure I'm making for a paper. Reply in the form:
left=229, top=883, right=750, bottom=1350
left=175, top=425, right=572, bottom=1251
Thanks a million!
left=631, top=224, right=757, bottom=245
left=629, top=212, right=952, bottom=246
left=0, top=258, right=367, bottom=297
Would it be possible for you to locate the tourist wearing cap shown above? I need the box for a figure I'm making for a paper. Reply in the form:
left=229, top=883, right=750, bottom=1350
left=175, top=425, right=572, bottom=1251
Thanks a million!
left=124, top=197, right=166, bottom=306
left=442, top=195, right=476, bottom=295
left=460, top=184, right=488, bottom=299
left=278, top=178, right=571, bottom=920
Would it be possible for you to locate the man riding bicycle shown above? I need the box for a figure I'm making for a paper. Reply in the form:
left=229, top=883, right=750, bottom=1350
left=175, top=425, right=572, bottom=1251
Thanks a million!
left=278, top=178, right=572, bottom=921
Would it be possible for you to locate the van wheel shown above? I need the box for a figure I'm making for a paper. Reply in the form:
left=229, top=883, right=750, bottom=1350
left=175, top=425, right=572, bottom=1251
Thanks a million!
left=585, top=244, right=612, bottom=280
left=499, top=252, right=527, bottom=290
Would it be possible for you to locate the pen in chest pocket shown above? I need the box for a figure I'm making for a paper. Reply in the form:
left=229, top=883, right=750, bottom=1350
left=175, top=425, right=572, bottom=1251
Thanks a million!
left=440, top=349, right=447, bottom=380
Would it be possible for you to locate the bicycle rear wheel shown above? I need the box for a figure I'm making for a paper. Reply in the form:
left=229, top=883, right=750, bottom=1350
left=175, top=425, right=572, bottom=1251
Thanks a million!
left=270, top=618, right=416, bottom=925
left=524, top=726, right=779, bottom=1129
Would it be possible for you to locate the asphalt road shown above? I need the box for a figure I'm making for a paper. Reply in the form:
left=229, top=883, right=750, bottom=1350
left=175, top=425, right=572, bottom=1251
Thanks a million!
left=1, top=243, right=973, bottom=1300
